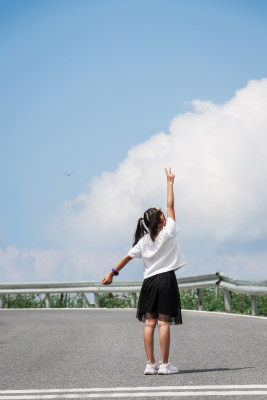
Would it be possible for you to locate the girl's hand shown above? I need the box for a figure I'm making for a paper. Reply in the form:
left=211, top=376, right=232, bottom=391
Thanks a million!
left=102, top=271, right=113, bottom=285
left=101, top=255, right=132, bottom=286
left=165, top=167, right=175, bottom=184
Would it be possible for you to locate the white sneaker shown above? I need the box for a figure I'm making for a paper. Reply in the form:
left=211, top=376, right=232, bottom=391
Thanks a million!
left=144, top=361, right=159, bottom=375
left=158, top=361, right=179, bottom=375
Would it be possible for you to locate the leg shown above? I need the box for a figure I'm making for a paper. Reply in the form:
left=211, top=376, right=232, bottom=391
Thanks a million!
left=158, top=320, right=170, bottom=364
left=144, top=318, right=157, bottom=364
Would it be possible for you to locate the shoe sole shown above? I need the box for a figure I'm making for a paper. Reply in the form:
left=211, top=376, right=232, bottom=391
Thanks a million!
left=144, top=370, right=159, bottom=375
left=144, top=369, right=158, bottom=375
left=158, top=371, right=179, bottom=375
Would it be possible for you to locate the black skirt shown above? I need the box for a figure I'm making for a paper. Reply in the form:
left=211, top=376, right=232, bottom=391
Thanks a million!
left=136, top=270, right=182, bottom=325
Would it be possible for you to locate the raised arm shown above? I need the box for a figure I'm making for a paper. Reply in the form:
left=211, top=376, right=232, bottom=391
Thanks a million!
left=165, top=167, right=175, bottom=221
left=102, top=254, right=132, bottom=285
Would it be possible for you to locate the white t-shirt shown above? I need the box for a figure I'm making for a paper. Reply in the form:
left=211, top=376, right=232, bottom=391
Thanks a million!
left=128, top=217, right=187, bottom=279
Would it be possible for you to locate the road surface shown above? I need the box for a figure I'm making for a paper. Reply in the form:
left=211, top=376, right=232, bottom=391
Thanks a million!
left=0, top=309, right=266, bottom=399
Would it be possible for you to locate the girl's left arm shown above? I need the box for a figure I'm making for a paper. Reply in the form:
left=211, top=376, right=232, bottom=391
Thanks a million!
left=102, top=255, right=132, bottom=285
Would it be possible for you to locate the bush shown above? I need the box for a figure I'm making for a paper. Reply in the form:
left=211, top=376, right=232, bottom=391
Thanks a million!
left=4, top=294, right=41, bottom=308
left=180, top=288, right=267, bottom=316
left=2, top=293, right=93, bottom=308
left=99, top=293, right=132, bottom=308
left=49, top=293, right=85, bottom=308
left=230, top=292, right=251, bottom=315
left=180, top=289, right=198, bottom=310
left=203, top=287, right=225, bottom=312
left=258, top=295, right=267, bottom=316
left=1, top=290, right=266, bottom=316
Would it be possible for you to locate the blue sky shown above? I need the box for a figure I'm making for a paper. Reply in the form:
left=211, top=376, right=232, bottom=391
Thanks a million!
left=1, top=0, right=267, bottom=283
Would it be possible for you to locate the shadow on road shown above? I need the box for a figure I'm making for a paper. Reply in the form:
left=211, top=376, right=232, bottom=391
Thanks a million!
left=179, top=367, right=255, bottom=374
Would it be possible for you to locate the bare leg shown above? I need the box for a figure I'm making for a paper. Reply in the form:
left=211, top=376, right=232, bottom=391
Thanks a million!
left=158, top=320, right=170, bottom=364
left=144, top=318, right=157, bottom=364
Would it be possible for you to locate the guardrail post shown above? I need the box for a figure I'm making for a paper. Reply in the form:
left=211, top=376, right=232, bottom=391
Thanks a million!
left=94, top=293, right=100, bottom=308
left=0, top=295, right=4, bottom=308
left=197, top=289, right=204, bottom=311
left=39, top=295, right=46, bottom=308
left=251, top=295, right=258, bottom=316
left=59, top=293, right=64, bottom=307
left=83, top=293, right=90, bottom=307
left=223, top=289, right=231, bottom=313
left=45, top=294, right=51, bottom=308
left=215, top=286, right=219, bottom=301
left=131, top=293, right=136, bottom=308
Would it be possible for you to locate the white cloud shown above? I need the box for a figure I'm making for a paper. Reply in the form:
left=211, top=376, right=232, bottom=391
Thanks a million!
left=0, top=246, right=123, bottom=282
left=49, top=79, right=267, bottom=252
left=213, top=252, right=267, bottom=281
left=1, top=245, right=265, bottom=283
left=3, top=79, right=267, bottom=283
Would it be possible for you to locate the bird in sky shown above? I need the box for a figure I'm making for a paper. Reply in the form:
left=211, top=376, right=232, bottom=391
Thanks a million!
left=65, top=172, right=73, bottom=176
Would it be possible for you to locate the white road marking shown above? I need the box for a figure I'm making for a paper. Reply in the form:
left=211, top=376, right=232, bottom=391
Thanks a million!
left=0, top=391, right=267, bottom=399
left=1, top=385, right=267, bottom=393
left=183, top=309, right=267, bottom=320
left=0, top=386, right=267, bottom=399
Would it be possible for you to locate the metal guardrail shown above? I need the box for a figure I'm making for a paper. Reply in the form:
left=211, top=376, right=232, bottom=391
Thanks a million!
left=0, top=272, right=266, bottom=315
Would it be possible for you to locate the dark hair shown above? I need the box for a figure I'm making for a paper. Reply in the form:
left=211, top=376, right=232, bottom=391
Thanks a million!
left=133, top=207, right=164, bottom=246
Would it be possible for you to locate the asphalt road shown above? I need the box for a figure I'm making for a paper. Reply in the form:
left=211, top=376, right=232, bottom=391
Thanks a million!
left=0, top=309, right=266, bottom=399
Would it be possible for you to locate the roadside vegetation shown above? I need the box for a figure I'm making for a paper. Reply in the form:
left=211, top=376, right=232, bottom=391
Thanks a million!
left=1, top=289, right=266, bottom=316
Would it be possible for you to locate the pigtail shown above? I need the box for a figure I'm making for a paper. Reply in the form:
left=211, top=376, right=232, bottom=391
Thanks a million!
left=132, top=208, right=165, bottom=246
left=133, top=218, right=148, bottom=246
left=144, top=208, right=164, bottom=242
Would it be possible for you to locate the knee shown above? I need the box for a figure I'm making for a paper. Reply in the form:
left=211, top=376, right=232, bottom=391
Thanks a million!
left=145, top=318, right=157, bottom=329
left=158, top=320, right=169, bottom=328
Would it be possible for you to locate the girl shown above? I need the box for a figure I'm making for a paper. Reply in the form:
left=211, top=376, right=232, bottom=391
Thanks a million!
left=102, top=167, right=186, bottom=375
